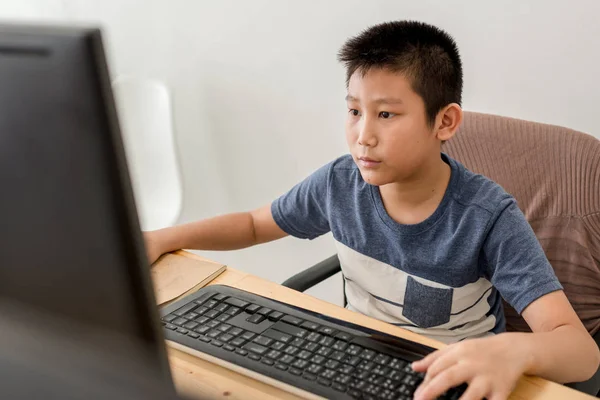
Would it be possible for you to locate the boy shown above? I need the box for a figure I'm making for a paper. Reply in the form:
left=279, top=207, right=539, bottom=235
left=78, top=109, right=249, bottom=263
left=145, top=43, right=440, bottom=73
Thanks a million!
left=145, top=21, right=599, bottom=399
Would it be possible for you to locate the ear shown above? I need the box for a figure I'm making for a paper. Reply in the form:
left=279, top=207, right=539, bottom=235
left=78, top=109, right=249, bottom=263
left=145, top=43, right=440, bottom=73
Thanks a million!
left=434, top=103, right=462, bottom=142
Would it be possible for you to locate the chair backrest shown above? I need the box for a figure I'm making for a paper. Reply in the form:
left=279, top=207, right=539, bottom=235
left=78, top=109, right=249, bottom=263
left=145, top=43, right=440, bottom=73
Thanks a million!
left=112, top=77, right=182, bottom=231
left=444, top=111, right=600, bottom=335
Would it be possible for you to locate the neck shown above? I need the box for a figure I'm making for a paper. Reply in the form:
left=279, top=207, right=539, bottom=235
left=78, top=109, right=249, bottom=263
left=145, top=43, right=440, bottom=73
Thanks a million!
left=380, top=155, right=451, bottom=210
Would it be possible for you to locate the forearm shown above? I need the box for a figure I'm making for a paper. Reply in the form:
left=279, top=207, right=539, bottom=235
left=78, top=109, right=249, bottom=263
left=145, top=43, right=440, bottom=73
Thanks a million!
left=152, top=212, right=258, bottom=253
left=506, top=326, right=600, bottom=383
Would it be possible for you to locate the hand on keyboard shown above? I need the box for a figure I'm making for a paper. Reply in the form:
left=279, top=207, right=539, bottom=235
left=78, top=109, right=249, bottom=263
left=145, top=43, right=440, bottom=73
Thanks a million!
left=412, top=334, right=526, bottom=400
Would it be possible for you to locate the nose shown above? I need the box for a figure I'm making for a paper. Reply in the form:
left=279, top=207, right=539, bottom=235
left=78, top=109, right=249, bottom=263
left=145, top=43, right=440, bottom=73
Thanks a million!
left=357, top=118, right=378, bottom=147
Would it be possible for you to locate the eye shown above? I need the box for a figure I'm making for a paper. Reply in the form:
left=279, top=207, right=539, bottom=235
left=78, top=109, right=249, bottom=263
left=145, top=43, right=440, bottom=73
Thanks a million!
left=379, top=111, right=396, bottom=119
left=348, top=109, right=360, bottom=117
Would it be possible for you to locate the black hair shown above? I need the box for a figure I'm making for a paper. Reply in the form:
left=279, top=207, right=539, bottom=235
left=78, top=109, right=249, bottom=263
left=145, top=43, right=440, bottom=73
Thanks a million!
left=338, top=21, right=463, bottom=126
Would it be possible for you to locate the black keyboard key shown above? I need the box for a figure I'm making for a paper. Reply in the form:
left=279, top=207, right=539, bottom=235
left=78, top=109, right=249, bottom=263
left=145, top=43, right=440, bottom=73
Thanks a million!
left=210, top=340, right=223, bottom=348
left=198, top=335, right=211, bottom=343
left=176, top=328, right=189, bottom=334
left=335, top=332, right=353, bottom=341
left=283, top=346, right=299, bottom=355
left=291, top=338, right=306, bottom=347
left=183, top=312, right=199, bottom=320
left=280, top=355, right=296, bottom=364
left=325, top=360, right=340, bottom=369
left=245, top=304, right=261, bottom=314
left=360, top=349, right=376, bottom=361
left=174, top=303, right=198, bottom=316
left=332, top=382, right=346, bottom=392
left=207, top=330, right=221, bottom=338
left=347, top=356, right=362, bottom=366
left=204, top=300, right=219, bottom=309
left=217, top=324, right=232, bottom=332
left=306, top=332, right=322, bottom=342
left=374, top=354, right=390, bottom=365
left=235, top=349, right=248, bottom=356
left=346, top=344, right=362, bottom=356
left=306, top=342, right=320, bottom=352
left=243, top=342, right=268, bottom=355
left=321, top=369, right=337, bottom=379
left=339, top=365, right=354, bottom=375
left=246, top=314, right=265, bottom=324
left=318, top=326, right=338, bottom=336
left=271, top=341, right=286, bottom=350
left=271, top=321, right=308, bottom=338
left=230, top=337, right=246, bottom=347
left=224, top=297, right=249, bottom=308
left=347, top=389, right=362, bottom=398
left=165, top=324, right=177, bottom=330
left=216, top=314, right=231, bottom=322
left=219, top=334, right=234, bottom=343
left=306, top=364, right=323, bottom=375
left=334, top=374, right=352, bottom=385
left=195, top=307, right=208, bottom=315
left=333, top=340, right=348, bottom=351
left=212, top=294, right=227, bottom=301
left=317, top=377, right=332, bottom=387
left=225, top=307, right=240, bottom=315
left=261, top=358, right=274, bottom=366
left=300, top=321, right=320, bottom=331
left=256, top=307, right=272, bottom=316
left=214, top=303, right=229, bottom=313
left=183, top=321, right=199, bottom=330
left=263, top=329, right=292, bottom=343
left=363, top=383, right=380, bottom=395
left=223, top=345, right=235, bottom=352
left=331, top=351, right=346, bottom=361
left=275, top=363, right=288, bottom=371
left=194, top=316, right=210, bottom=324
left=389, top=358, right=407, bottom=370
left=162, top=314, right=178, bottom=322
left=302, top=372, right=317, bottom=381
left=248, top=354, right=261, bottom=361
left=319, top=336, right=335, bottom=346
left=268, top=311, right=284, bottom=321
left=311, top=355, right=326, bottom=365
left=206, top=320, right=220, bottom=328
left=282, top=315, right=303, bottom=326
left=297, top=350, right=312, bottom=360
left=266, top=350, right=282, bottom=360
left=187, top=332, right=200, bottom=339
left=291, top=359, right=309, bottom=369
left=358, top=361, right=375, bottom=371
left=205, top=310, right=220, bottom=319
left=253, top=335, right=274, bottom=347
left=172, top=317, right=188, bottom=326
left=317, top=347, right=333, bottom=357
left=229, top=327, right=243, bottom=337
left=289, top=367, right=302, bottom=376
left=241, top=331, right=256, bottom=341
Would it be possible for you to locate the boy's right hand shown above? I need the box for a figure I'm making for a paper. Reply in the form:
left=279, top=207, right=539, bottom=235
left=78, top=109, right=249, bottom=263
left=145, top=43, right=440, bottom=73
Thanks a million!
left=143, top=231, right=165, bottom=265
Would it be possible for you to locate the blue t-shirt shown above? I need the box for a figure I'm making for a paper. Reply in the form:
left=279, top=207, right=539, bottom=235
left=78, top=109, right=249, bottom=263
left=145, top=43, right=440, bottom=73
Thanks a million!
left=272, top=153, right=562, bottom=343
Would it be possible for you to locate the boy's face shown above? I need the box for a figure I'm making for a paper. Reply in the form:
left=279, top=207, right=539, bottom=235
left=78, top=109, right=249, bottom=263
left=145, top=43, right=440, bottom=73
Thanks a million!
left=345, top=68, right=441, bottom=187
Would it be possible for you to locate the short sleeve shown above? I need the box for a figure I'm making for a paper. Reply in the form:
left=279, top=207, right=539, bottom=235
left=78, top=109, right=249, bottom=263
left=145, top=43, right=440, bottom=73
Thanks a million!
left=271, top=162, right=332, bottom=240
left=483, top=198, right=563, bottom=314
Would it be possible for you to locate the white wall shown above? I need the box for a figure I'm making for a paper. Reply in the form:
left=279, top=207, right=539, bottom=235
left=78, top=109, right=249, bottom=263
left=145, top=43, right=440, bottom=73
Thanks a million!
left=2, top=0, right=599, bottom=305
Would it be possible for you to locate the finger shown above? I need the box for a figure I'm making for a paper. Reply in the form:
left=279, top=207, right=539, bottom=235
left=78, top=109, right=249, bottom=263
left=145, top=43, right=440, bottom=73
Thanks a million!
left=414, top=365, right=472, bottom=400
left=458, top=379, right=491, bottom=400
left=422, top=350, right=461, bottom=385
left=488, top=390, right=512, bottom=400
left=412, top=348, right=446, bottom=372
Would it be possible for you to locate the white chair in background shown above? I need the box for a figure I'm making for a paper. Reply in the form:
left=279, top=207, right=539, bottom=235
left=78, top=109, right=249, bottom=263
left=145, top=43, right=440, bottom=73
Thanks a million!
left=112, top=76, right=182, bottom=231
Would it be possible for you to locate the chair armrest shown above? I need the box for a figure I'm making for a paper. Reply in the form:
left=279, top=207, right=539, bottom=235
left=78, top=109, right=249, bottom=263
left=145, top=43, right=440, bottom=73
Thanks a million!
left=281, top=254, right=341, bottom=292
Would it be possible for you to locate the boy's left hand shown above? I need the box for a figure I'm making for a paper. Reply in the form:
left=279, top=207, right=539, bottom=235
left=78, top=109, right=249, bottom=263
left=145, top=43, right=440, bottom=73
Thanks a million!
left=411, top=334, right=529, bottom=400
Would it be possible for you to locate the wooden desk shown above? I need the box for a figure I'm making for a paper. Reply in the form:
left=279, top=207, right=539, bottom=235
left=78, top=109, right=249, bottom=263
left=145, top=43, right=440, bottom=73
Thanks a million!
left=166, top=251, right=594, bottom=400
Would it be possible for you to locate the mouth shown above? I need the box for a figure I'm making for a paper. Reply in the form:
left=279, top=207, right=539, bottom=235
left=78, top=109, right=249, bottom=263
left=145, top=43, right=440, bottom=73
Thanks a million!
left=357, top=156, right=381, bottom=168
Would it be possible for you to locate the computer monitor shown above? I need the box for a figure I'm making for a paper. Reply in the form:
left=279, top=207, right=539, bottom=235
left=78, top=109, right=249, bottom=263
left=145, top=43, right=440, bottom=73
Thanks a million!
left=0, top=23, right=173, bottom=388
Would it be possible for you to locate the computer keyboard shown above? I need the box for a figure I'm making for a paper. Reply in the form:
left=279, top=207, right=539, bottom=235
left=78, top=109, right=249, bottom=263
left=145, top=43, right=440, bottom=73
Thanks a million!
left=161, top=285, right=466, bottom=400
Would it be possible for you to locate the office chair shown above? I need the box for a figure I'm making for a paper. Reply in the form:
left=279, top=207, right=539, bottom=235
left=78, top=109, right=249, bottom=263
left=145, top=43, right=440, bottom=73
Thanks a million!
left=113, top=77, right=183, bottom=231
left=282, top=111, right=600, bottom=396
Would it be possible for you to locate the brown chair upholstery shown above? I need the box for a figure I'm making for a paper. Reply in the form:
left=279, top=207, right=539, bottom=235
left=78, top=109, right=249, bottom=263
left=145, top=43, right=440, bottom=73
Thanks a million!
left=444, top=111, right=600, bottom=335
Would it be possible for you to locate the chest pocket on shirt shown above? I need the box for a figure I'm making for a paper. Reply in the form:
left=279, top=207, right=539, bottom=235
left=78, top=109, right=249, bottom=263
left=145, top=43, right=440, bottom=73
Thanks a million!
left=402, top=276, right=453, bottom=328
